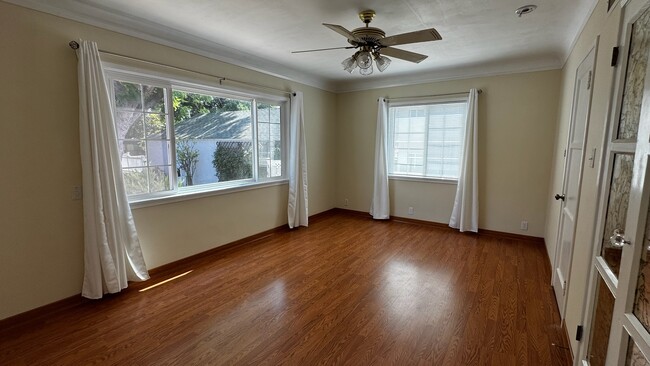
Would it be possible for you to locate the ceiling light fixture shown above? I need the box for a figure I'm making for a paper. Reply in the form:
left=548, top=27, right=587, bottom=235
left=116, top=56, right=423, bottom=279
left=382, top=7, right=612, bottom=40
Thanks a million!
left=374, top=52, right=391, bottom=72
left=515, top=4, right=537, bottom=17
left=338, top=11, right=390, bottom=76
left=341, top=47, right=391, bottom=76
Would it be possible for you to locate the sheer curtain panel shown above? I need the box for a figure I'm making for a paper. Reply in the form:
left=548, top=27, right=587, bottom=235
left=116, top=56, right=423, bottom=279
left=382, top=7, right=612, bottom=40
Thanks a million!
left=449, top=88, right=479, bottom=232
left=77, top=40, right=149, bottom=299
left=370, top=98, right=390, bottom=219
left=288, top=91, right=309, bottom=228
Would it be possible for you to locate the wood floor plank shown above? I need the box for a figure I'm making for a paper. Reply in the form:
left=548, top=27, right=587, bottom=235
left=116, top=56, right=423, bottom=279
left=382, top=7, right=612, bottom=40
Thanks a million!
left=0, top=212, right=571, bottom=365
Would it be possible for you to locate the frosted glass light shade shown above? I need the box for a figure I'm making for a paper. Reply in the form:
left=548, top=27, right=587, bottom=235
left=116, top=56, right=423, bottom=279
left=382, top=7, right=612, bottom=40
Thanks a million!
left=375, top=55, right=391, bottom=72
left=359, top=63, right=373, bottom=76
left=357, top=51, right=372, bottom=69
left=341, top=55, right=357, bottom=73
left=341, top=56, right=357, bottom=73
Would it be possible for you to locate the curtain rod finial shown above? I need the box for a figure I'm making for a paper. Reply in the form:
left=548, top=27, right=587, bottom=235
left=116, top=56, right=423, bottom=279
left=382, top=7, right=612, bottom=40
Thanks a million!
left=69, top=40, right=79, bottom=50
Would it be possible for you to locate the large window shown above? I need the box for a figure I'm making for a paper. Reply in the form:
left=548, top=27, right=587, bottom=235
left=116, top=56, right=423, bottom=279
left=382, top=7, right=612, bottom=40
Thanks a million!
left=108, top=71, right=287, bottom=202
left=387, top=98, right=468, bottom=180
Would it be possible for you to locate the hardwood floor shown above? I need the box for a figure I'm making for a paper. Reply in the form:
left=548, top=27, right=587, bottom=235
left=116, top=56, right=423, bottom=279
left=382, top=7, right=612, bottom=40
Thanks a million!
left=0, top=211, right=571, bottom=365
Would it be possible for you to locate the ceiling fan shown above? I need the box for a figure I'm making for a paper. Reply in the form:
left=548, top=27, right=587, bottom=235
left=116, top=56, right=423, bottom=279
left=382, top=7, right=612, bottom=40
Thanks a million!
left=292, top=10, right=442, bottom=75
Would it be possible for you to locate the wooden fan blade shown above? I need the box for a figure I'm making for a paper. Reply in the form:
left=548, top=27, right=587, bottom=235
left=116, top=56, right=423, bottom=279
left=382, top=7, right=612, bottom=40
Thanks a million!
left=380, top=47, right=428, bottom=63
left=379, top=28, right=442, bottom=47
left=323, top=23, right=361, bottom=43
left=292, top=46, right=356, bottom=54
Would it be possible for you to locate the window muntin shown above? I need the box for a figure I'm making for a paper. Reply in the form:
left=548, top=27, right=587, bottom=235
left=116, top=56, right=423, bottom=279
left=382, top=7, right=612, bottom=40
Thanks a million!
left=388, top=99, right=468, bottom=180
left=107, top=71, right=287, bottom=202
left=256, top=102, right=283, bottom=179
left=113, top=80, right=173, bottom=197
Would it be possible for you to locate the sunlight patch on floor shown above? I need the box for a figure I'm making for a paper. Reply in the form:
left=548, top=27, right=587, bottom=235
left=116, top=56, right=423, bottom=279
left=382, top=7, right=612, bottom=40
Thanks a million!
left=139, top=270, right=193, bottom=292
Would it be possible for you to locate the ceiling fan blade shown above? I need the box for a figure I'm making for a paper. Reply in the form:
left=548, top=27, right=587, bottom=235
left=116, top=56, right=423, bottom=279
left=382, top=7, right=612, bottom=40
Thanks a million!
left=380, top=47, right=428, bottom=63
left=323, top=23, right=361, bottom=43
left=292, top=46, right=356, bottom=54
left=379, top=28, right=442, bottom=47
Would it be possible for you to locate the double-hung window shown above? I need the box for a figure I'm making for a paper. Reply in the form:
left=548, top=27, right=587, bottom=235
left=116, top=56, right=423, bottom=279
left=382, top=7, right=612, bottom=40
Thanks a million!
left=106, top=69, right=288, bottom=203
left=387, top=96, right=469, bottom=181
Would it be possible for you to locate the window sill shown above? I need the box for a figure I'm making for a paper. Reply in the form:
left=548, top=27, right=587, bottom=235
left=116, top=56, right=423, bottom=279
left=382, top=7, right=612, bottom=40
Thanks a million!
left=388, top=175, right=458, bottom=185
left=130, top=179, right=289, bottom=209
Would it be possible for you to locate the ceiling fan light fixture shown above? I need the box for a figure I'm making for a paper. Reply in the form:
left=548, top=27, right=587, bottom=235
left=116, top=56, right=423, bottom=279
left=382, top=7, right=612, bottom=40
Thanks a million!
left=374, top=53, right=391, bottom=72
left=305, top=9, right=440, bottom=77
left=359, top=63, right=373, bottom=76
left=357, top=51, right=372, bottom=69
left=342, top=55, right=357, bottom=73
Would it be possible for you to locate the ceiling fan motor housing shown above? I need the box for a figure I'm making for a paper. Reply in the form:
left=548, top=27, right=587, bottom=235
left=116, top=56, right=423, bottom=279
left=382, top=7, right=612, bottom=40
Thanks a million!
left=349, top=27, right=385, bottom=47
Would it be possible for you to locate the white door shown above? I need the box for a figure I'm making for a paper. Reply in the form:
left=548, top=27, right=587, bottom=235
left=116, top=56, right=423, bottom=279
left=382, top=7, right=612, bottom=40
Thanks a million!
left=579, top=0, right=650, bottom=364
left=552, top=46, right=597, bottom=318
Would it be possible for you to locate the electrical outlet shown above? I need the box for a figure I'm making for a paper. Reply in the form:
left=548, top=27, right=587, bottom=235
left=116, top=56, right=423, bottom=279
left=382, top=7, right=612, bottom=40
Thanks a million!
left=72, top=186, right=83, bottom=201
left=344, top=198, right=349, bottom=207
left=408, top=207, right=414, bottom=215
left=520, top=220, right=528, bottom=231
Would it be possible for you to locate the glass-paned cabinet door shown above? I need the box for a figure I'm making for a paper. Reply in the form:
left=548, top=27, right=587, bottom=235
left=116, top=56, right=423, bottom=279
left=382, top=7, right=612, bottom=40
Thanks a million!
left=597, top=2, right=650, bottom=280
left=580, top=0, right=650, bottom=364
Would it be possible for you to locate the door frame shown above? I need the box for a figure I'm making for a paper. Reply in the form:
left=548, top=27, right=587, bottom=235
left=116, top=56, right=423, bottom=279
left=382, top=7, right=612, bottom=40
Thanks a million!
left=552, top=42, right=598, bottom=319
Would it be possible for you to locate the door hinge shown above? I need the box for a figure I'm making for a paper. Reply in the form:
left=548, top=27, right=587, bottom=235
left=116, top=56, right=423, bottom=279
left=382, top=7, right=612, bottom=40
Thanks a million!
left=563, top=149, right=567, bottom=158
left=563, top=281, right=567, bottom=295
left=576, top=325, right=584, bottom=341
left=611, top=46, right=619, bottom=67
left=587, top=70, right=592, bottom=90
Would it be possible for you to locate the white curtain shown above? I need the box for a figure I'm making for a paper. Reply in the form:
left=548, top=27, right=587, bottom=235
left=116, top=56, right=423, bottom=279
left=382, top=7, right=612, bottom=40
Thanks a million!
left=77, top=40, right=149, bottom=299
left=449, top=88, right=479, bottom=232
left=370, top=98, right=390, bottom=219
left=288, top=91, right=309, bottom=228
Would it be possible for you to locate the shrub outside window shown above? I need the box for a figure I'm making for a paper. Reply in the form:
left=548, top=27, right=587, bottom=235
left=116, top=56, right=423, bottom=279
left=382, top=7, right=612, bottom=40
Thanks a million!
left=107, top=71, right=288, bottom=203
left=387, top=98, right=468, bottom=180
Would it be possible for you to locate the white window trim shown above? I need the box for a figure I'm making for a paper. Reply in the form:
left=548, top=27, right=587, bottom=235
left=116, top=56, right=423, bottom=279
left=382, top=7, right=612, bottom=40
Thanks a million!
left=130, top=179, right=289, bottom=209
left=388, top=94, right=469, bottom=107
left=388, top=174, right=458, bottom=184
left=387, top=95, right=469, bottom=181
left=104, top=62, right=290, bottom=206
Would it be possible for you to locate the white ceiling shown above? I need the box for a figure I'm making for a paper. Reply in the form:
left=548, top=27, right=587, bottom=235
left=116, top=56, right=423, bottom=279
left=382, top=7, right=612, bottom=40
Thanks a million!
left=7, top=0, right=598, bottom=92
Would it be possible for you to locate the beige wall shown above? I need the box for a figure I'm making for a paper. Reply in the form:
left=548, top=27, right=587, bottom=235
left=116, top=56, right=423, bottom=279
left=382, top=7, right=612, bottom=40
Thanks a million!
left=544, top=0, right=622, bottom=356
left=0, top=2, right=337, bottom=320
left=336, top=71, right=561, bottom=237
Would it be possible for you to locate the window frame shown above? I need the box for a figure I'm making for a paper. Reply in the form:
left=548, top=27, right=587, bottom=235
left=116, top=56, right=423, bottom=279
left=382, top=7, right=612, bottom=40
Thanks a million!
left=104, top=65, right=290, bottom=207
left=387, top=95, right=469, bottom=183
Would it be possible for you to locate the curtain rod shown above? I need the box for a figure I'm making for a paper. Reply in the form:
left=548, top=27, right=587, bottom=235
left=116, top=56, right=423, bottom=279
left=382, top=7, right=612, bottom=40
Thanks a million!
left=382, top=89, right=482, bottom=102
left=68, top=41, right=295, bottom=97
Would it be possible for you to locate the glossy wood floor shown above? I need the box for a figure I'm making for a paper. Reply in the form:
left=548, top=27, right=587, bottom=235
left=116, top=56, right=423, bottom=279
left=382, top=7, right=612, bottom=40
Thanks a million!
left=0, top=212, right=571, bottom=365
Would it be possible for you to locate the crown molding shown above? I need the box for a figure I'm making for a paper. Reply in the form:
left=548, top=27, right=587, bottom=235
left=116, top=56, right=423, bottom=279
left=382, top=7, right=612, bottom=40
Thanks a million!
left=4, top=0, right=338, bottom=92
left=4, top=0, right=593, bottom=94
